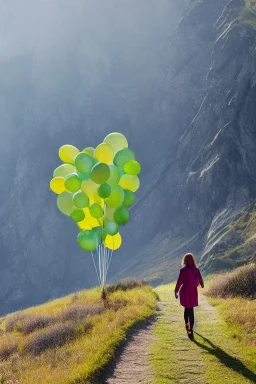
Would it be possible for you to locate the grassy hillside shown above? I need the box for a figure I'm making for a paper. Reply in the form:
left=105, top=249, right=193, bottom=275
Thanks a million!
left=200, top=201, right=256, bottom=273
left=0, top=281, right=157, bottom=384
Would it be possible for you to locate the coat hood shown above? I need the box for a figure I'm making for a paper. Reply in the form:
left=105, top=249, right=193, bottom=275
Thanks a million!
left=183, top=265, right=199, bottom=286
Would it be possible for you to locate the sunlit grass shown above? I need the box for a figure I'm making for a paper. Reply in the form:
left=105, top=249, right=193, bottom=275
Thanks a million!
left=205, top=263, right=256, bottom=299
left=205, top=264, right=256, bottom=346
left=150, top=284, right=256, bottom=384
left=0, top=282, right=157, bottom=384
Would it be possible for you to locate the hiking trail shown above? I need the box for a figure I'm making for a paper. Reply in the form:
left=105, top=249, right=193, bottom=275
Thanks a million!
left=104, top=285, right=256, bottom=384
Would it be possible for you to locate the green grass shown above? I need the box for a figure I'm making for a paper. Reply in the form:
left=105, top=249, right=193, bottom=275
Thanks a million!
left=150, top=284, right=256, bottom=384
left=0, top=282, right=157, bottom=384
left=240, top=1, right=256, bottom=29
left=208, top=297, right=256, bottom=346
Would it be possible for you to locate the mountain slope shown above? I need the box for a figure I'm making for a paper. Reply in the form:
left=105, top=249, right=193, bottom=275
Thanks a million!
left=110, top=0, right=256, bottom=282
left=1, top=0, right=256, bottom=314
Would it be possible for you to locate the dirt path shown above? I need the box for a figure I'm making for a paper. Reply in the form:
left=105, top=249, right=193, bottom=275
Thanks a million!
left=104, top=286, right=256, bottom=384
left=104, top=320, right=155, bottom=384
left=151, top=285, right=256, bottom=384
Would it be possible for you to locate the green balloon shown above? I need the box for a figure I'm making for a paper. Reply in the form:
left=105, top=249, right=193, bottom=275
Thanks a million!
left=123, top=160, right=141, bottom=175
left=98, top=183, right=111, bottom=198
left=75, top=153, right=95, bottom=174
left=105, top=185, right=124, bottom=208
left=77, top=230, right=99, bottom=252
left=90, top=163, right=110, bottom=184
left=73, top=191, right=89, bottom=208
left=123, top=190, right=135, bottom=207
left=70, top=209, right=85, bottom=222
left=57, top=192, right=74, bottom=216
left=53, top=164, right=75, bottom=178
left=113, top=148, right=135, bottom=168
left=82, top=147, right=95, bottom=158
left=77, top=172, right=90, bottom=181
left=64, top=173, right=81, bottom=193
left=93, top=226, right=107, bottom=243
left=90, top=203, right=103, bottom=219
left=105, top=221, right=119, bottom=235
left=114, top=206, right=130, bottom=225
left=107, top=165, right=121, bottom=186
left=104, top=206, right=116, bottom=221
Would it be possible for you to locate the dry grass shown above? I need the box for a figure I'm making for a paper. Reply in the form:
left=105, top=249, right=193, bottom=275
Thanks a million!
left=107, top=278, right=148, bottom=293
left=206, top=264, right=256, bottom=346
left=0, top=283, right=156, bottom=384
left=205, top=263, right=256, bottom=299
left=24, top=324, right=76, bottom=355
left=61, top=304, right=105, bottom=322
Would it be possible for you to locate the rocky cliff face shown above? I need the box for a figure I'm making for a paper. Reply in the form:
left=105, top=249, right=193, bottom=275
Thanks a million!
left=0, top=0, right=255, bottom=314
left=110, top=0, right=256, bottom=283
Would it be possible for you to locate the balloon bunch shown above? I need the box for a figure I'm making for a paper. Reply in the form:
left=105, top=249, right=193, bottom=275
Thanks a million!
left=50, top=132, right=141, bottom=292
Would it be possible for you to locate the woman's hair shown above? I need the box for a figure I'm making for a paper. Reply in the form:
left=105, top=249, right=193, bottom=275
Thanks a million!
left=182, top=253, right=197, bottom=267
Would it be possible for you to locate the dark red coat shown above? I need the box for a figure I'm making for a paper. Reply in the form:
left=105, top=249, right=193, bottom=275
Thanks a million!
left=175, top=266, right=203, bottom=308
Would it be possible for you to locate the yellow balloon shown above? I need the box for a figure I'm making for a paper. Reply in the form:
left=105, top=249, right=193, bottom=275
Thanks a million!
left=104, top=132, right=128, bottom=153
left=59, top=145, right=80, bottom=164
left=118, top=175, right=140, bottom=192
left=77, top=221, right=92, bottom=230
left=94, top=143, right=114, bottom=164
left=79, top=207, right=101, bottom=229
left=90, top=193, right=104, bottom=207
left=81, top=178, right=98, bottom=198
left=50, top=177, right=66, bottom=194
left=104, top=232, right=122, bottom=250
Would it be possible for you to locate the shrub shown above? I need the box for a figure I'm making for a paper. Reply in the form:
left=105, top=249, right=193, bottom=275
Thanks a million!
left=106, top=297, right=128, bottom=312
left=5, top=313, right=25, bottom=332
left=18, top=315, right=53, bottom=335
left=0, top=342, right=18, bottom=361
left=6, top=313, right=54, bottom=335
left=61, top=305, right=105, bottom=322
left=107, top=279, right=148, bottom=293
left=206, top=263, right=256, bottom=298
left=25, top=324, right=76, bottom=355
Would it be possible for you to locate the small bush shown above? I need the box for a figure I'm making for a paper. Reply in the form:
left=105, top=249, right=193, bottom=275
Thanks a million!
left=18, top=315, right=53, bottom=335
left=6, top=313, right=54, bottom=335
left=25, top=324, right=76, bottom=355
left=0, top=342, right=18, bottom=361
left=107, top=297, right=128, bottom=312
left=61, top=305, right=105, bottom=322
left=206, top=263, right=256, bottom=298
left=107, top=279, right=148, bottom=293
left=5, top=313, right=25, bottom=332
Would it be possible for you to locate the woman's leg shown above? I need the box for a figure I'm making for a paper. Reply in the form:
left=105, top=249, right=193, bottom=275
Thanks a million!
left=184, top=308, right=189, bottom=325
left=187, top=308, right=194, bottom=330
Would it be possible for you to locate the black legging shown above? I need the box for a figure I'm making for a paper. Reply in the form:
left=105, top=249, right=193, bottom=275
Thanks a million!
left=184, top=308, right=194, bottom=330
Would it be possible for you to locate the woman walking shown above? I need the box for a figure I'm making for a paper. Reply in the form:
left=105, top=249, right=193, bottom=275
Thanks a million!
left=174, top=253, right=204, bottom=340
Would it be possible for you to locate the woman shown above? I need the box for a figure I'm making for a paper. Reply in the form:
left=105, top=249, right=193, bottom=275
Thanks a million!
left=174, top=253, right=204, bottom=340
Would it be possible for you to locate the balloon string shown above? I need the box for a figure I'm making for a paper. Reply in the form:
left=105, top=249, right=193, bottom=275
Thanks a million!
left=101, top=243, right=104, bottom=288
left=100, top=244, right=105, bottom=287
left=98, top=246, right=102, bottom=287
left=100, top=245, right=103, bottom=288
left=108, top=249, right=113, bottom=271
left=91, top=251, right=101, bottom=286
left=104, top=243, right=107, bottom=289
